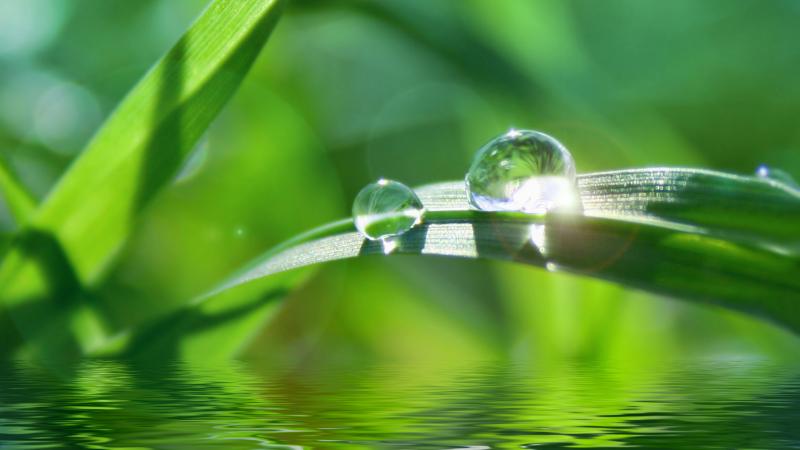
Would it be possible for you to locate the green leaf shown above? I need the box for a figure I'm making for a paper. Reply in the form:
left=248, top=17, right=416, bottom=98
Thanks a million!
left=0, top=0, right=286, bottom=359
left=203, top=168, right=800, bottom=331
left=0, top=155, right=36, bottom=227
left=1, top=0, right=285, bottom=294
left=49, top=0, right=285, bottom=285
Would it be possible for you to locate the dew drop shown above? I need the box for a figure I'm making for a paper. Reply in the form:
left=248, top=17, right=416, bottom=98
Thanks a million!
left=755, top=164, right=798, bottom=188
left=353, top=178, right=425, bottom=242
left=465, top=129, right=580, bottom=213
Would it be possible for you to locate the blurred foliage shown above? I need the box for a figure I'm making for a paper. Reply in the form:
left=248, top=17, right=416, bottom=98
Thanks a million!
left=0, top=0, right=799, bottom=368
left=0, top=154, right=35, bottom=227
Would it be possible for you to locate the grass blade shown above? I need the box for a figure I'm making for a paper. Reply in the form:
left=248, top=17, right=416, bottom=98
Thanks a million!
left=5, top=0, right=285, bottom=289
left=204, top=168, right=800, bottom=331
left=0, top=0, right=286, bottom=359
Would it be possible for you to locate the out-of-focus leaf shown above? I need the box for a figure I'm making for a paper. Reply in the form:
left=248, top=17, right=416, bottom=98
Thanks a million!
left=16, top=0, right=285, bottom=287
left=0, top=0, right=286, bottom=359
left=204, top=168, right=800, bottom=331
left=294, top=0, right=539, bottom=100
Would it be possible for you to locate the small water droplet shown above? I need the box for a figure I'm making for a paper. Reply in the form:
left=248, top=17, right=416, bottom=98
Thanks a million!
left=755, top=164, right=798, bottom=188
left=465, top=129, right=580, bottom=213
left=353, top=178, right=425, bottom=241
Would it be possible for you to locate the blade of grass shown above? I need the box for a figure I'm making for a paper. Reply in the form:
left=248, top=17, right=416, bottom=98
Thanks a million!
left=40, top=0, right=285, bottom=285
left=0, top=0, right=285, bottom=300
left=416, top=168, right=800, bottom=252
left=0, top=0, right=286, bottom=359
left=577, top=168, right=800, bottom=248
left=202, top=168, right=800, bottom=332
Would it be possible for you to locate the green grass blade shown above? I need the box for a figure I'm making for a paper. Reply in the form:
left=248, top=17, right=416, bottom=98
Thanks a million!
left=577, top=168, right=800, bottom=248
left=0, top=0, right=286, bottom=359
left=1, top=0, right=284, bottom=295
left=203, top=168, right=800, bottom=331
left=416, top=168, right=800, bottom=251
left=0, top=155, right=36, bottom=227
left=11, top=0, right=285, bottom=288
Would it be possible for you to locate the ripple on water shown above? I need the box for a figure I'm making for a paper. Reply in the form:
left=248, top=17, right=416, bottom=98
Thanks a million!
left=0, top=357, right=799, bottom=449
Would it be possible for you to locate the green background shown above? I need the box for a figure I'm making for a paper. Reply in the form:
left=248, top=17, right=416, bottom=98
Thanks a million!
left=1, top=0, right=799, bottom=368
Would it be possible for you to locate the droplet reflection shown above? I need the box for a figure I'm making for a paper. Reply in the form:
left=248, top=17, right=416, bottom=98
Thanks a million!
left=353, top=178, right=425, bottom=242
left=466, top=129, right=581, bottom=214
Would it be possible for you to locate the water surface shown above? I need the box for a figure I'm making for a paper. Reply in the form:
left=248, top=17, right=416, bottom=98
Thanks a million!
left=1, top=357, right=799, bottom=449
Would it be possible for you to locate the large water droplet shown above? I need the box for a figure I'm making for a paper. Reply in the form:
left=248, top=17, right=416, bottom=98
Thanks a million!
left=353, top=179, right=425, bottom=242
left=756, top=164, right=798, bottom=188
left=465, top=129, right=580, bottom=213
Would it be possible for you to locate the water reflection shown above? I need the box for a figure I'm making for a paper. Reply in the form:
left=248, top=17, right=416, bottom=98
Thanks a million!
left=1, top=356, right=799, bottom=449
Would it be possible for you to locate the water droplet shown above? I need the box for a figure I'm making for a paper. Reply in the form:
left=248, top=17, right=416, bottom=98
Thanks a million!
left=353, top=179, right=425, bottom=242
left=755, top=164, right=798, bottom=188
left=465, top=129, right=580, bottom=213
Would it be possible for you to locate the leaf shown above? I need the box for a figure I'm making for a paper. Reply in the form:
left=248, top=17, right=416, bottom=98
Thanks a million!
left=0, top=155, right=36, bottom=227
left=203, top=168, right=800, bottom=331
left=0, top=0, right=286, bottom=359
left=2, top=0, right=285, bottom=291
